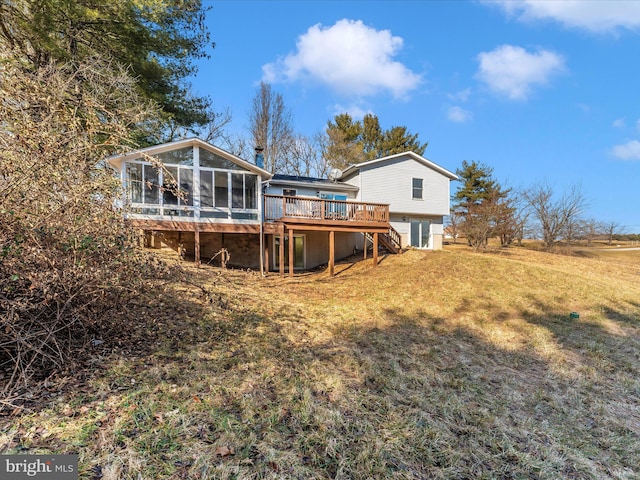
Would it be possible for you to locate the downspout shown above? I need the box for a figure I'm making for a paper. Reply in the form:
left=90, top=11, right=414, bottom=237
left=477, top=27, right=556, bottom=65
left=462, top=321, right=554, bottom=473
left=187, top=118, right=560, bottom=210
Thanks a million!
left=255, top=147, right=266, bottom=276
left=259, top=179, right=264, bottom=276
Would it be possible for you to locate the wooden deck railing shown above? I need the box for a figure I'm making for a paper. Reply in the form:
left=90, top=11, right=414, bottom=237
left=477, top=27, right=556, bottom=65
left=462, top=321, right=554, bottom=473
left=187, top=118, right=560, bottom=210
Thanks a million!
left=264, top=194, right=389, bottom=224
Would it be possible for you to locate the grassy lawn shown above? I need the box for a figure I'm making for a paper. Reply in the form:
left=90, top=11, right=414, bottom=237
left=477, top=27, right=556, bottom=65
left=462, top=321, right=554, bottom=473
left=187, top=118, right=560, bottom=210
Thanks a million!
left=1, top=246, right=639, bottom=479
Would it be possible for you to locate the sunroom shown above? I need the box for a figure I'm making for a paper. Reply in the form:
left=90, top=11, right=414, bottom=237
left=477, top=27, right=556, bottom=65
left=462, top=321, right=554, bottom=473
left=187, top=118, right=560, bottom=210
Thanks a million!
left=108, top=138, right=271, bottom=224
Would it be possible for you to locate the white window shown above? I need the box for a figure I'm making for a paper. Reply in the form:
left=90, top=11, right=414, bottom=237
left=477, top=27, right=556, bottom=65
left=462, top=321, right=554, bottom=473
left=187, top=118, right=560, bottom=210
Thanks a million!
left=412, top=178, right=423, bottom=200
left=123, top=145, right=259, bottom=219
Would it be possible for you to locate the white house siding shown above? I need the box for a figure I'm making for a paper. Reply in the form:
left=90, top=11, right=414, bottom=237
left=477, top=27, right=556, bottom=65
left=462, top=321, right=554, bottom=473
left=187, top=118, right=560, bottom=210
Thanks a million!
left=354, top=156, right=451, bottom=216
left=265, top=184, right=357, bottom=199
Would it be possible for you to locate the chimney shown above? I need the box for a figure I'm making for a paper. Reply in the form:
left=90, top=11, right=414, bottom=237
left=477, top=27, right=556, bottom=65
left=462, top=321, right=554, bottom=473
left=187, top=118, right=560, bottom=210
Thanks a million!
left=254, top=146, right=264, bottom=169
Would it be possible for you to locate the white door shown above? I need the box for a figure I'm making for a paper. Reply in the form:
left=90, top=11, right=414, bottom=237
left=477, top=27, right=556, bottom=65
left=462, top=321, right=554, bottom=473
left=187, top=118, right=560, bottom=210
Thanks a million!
left=410, top=219, right=431, bottom=248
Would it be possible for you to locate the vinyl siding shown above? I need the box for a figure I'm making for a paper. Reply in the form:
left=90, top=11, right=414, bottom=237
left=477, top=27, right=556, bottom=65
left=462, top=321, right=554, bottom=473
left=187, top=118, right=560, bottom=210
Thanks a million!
left=353, top=155, right=451, bottom=216
left=265, top=184, right=356, bottom=199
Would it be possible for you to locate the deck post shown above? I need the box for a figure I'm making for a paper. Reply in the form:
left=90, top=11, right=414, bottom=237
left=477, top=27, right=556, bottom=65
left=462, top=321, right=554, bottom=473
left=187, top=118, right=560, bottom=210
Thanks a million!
left=373, top=232, right=378, bottom=267
left=329, top=230, right=335, bottom=277
left=279, top=223, right=285, bottom=277
left=264, top=233, right=269, bottom=276
left=364, top=234, right=368, bottom=260
left=288, top=227, right=294, bottom=278
left=194, top=226, right=201, bottom=267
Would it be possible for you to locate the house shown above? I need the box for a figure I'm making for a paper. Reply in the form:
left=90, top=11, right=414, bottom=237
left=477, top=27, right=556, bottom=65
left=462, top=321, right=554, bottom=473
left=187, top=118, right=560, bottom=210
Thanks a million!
left=107, top=138, right=457, bottom=276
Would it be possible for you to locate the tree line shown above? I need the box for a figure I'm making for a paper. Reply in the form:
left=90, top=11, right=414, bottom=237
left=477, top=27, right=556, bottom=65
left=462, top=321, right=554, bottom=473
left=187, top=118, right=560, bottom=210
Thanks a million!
left=449, top=161, right=624, bottom=251
left=228, top=82, right=429, bottom=178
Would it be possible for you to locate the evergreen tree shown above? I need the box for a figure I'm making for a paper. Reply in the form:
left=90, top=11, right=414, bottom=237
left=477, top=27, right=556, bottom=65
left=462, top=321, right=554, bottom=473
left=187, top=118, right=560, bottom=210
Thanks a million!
left=323, top=113, right=428, bottom=168
left=323, top=114, right=364, bottom=169
left=380, top=126, right=427, bottom=157
left=453, top=160, right=511, bottom=249
left=453, top=161, right=503, bottom=213
left=362, top=113, right=382, bottom=159
left=0, top=0, right=215, bottom=142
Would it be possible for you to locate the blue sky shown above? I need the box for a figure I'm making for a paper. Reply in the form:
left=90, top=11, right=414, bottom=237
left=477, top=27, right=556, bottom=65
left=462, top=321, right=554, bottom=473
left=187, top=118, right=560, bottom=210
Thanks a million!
left=191, top=0, right=640, bottom=231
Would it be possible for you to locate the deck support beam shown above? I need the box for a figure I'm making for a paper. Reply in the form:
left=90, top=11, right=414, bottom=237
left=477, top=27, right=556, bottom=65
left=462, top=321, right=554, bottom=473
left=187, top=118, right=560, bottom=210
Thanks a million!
left=329, top=230, right=335, bottom=277
left=194, top=227, right=200, bottom=267
left=279, top=223, right=285, bottom=277
left=373, top=232, right=378, bottom=267
left=263, top=233, right=269, bottom=276
left=288, top=227, right=295, bottom=278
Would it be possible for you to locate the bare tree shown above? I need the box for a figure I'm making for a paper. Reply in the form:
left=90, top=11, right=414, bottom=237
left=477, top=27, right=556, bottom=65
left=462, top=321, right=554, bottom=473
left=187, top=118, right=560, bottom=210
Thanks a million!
left=281, top=134, right=330, bottom=178
left=248, top=82, right=294, bottom=173
left=494, top=189, right=529, bottom=247
left=524, top=183, right=586, bottom=251
left=563, top=218, right=581, bottom=246
left=200, top=107, right=233, bottom=145
left=445, top=211, right=463, bottom=244
left=578, top=218, right=602, bottom=246
left=602, top=220, right=624, bottom=245
left=464, top=200, right=500, bottom=251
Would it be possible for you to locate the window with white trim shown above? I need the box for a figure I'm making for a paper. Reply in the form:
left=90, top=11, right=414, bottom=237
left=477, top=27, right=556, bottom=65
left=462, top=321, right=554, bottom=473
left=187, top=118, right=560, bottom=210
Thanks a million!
left=123, top=145, right=259, bottom=219
left=412, top=178, right=423, bottom=200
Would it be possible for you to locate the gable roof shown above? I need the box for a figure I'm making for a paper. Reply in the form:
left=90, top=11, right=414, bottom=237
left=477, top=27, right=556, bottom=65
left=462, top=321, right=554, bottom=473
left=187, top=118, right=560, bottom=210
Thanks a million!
left=106, top=138, right=273, bottom=179
left=340, top=151, right=458, bottom=181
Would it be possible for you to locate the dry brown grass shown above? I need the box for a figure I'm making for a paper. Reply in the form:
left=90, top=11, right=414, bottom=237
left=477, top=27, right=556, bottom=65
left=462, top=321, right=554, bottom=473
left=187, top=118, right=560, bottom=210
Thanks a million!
left=1, top=245, right=639, bottom=479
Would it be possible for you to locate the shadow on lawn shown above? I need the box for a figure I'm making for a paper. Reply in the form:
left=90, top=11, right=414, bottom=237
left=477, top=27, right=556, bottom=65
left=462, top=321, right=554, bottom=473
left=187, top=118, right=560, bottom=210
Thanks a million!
left=3, top=267, right=639, bottom=479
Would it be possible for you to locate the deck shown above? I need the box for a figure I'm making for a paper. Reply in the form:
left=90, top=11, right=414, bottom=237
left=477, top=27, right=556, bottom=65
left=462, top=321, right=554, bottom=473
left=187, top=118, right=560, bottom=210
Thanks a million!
left=264, top=195, right=400, bottom=277
left=126, top=195, right=400, bottom=277
left=264, top=194, right=390, bottom=227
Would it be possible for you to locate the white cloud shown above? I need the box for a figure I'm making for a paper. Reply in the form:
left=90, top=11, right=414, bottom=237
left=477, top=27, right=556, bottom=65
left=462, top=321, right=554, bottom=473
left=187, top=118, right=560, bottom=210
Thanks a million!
left=447, top=88, right=472, bottom=102
left=262, top=19, right=422, bottom=99
left=330, top=103, right=370, bottom=120
left=486, top=0, right=640, bottom=33
left=447, top=106, right=473, bottom=123
left=475, top=45, right=565, bottom=100
left=613, top=118, right=626, bottom=128
left=611, top=140, right=640, bottom=160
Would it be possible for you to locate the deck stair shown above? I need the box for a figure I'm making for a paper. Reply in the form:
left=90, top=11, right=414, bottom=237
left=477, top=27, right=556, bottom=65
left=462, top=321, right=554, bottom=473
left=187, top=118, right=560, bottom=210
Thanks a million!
left=364, top=225, right=402, bottom=254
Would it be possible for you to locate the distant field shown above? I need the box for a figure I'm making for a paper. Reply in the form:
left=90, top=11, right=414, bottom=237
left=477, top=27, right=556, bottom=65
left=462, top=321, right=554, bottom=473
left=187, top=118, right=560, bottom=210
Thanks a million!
left=1, top=245, right=639, bottom=479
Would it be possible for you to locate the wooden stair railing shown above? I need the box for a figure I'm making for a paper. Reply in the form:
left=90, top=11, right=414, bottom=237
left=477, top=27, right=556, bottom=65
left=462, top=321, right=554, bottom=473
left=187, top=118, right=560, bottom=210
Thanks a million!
left=364, top=225, right=402, bottom=254
left=384, top=225, right=402, bottom=252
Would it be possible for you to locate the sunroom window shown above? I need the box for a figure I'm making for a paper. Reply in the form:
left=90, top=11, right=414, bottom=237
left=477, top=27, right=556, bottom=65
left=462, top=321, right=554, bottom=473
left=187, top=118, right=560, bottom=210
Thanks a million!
left=126, top=163, right=159, bottom=204
left=200, top=149, right=241, bottom=169
left=215, top=171, right=229, bottom=208
left=155, top=146, right=193, bottom=166
left=162, top=166, right=193, bottom=206
left=124, top=146, right=259, bottom=219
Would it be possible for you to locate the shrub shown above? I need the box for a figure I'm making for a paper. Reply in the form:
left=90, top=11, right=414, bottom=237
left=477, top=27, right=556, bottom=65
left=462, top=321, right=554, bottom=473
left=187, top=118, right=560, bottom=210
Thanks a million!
left=0, top=49, right=161, bottom=405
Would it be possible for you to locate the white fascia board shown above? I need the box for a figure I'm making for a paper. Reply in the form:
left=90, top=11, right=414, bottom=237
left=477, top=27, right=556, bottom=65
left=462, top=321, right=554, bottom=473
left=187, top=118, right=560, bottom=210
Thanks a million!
left=106, top=138, right=273, bottom=180
left=340, top=151, right=458, bottom=181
